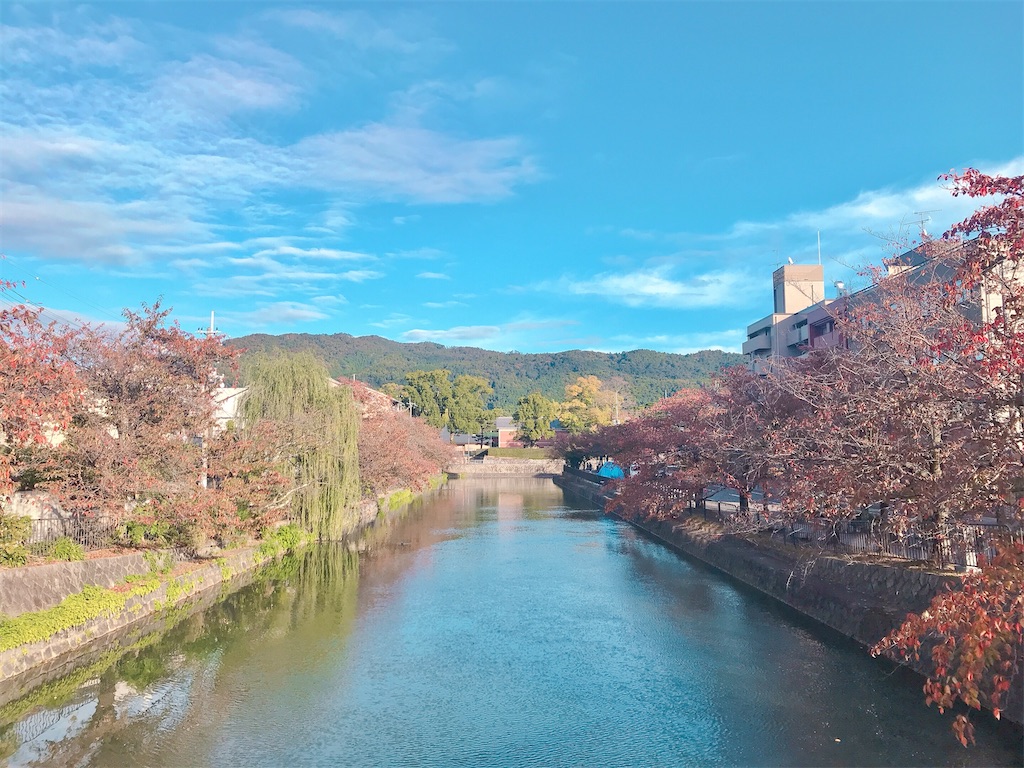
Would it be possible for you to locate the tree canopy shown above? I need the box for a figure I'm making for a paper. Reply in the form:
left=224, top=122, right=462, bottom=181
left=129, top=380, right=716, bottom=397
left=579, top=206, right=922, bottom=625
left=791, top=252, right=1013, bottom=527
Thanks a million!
left=239, top=352, right=361, bottom=541
left=513, top=392, right=558, bottom=446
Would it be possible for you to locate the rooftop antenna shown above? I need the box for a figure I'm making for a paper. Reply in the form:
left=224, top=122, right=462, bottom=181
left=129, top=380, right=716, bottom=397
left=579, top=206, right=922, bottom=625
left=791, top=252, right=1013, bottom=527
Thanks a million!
left=817, top=231, right=822, bottom=265
left=912, top=210, right=939, bottom=239
left=787, top=256, right=794, bottom=265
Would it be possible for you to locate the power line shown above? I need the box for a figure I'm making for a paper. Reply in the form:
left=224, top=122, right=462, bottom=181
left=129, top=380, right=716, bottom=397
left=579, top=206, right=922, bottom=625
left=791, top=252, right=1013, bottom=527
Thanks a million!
left=0, top=253, right=123, bottom=323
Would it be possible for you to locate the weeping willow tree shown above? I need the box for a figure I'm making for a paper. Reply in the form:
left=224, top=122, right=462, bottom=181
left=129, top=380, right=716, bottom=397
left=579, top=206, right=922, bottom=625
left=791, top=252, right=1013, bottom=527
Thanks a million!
left=239, top=352, right=361, bottom=540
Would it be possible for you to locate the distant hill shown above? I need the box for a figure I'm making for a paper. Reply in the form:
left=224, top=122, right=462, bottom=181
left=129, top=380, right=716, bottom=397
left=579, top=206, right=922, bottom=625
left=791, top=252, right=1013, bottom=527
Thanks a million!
left=228, top=332, right=745, bottom=410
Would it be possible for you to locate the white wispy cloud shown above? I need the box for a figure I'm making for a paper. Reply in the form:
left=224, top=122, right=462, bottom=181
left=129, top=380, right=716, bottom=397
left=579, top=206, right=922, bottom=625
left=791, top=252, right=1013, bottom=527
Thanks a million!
left=293, top=124, right=540, bottom=203
left=416, top=271, right=450, bottom=280
left=402, top=325, right=501, bottom=343
left=268, top=8, right=447, bottom=56
left=251, top=246, right=374, bottom=262
left=338, top=270, right=384, bottom=282
left=610, top=329, right=747, bottom=354
left=0, top=7, right=540, bottom=272
left=399, top=317, right=579, bottom=349
left=155, top=55, right=300, bottom=119
left=236, top=301, right=331, bottom=325
left=423, top=300, right=466, bottom=308
left=312, top=294, right=348, bottom=306
left=556, top=269, right=757, bottom=309
left=369, top=313, right=413, bottom=328
left=389, top=247, right=443, bottom=259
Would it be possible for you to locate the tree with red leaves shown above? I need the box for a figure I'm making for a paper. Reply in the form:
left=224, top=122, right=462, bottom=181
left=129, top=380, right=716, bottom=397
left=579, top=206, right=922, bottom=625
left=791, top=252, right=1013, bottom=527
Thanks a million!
left=51, top=302, right=238, bottom=536
left=868, top=171, right=1024, bottom=741
left=0, top=284, right=83, bottom=502
left=342, top=378, right=455, bottom=499
left=603, top=388, right=715, bottom=519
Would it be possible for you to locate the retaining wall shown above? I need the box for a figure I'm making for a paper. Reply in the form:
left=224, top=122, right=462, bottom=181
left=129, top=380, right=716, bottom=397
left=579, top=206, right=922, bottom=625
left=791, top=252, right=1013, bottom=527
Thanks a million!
left=0, top=550, right=187, bottom=618
left=0, top=545, right=266, bottom=706
left=447, top=457, right=564, bottom=478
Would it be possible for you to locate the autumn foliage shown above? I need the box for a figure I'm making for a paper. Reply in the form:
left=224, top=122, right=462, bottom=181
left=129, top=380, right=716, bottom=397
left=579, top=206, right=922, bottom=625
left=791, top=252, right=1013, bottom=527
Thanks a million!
left=342, top=379, right=455, bottom=498
left=1, top=300, right=453, bottom=549
left=583, top=170, right=1024, bottom=739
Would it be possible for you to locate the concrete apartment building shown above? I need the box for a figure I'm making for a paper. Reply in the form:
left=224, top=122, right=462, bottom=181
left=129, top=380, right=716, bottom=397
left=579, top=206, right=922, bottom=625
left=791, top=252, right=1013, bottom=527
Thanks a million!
left=743, top=240, right=1021, bottom=370
left=742, top=264, right=833, bottom=370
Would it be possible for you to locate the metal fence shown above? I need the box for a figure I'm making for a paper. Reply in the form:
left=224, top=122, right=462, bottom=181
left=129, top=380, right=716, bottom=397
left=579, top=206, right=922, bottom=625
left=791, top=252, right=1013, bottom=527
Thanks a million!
left=564, top=465, right=612, bottom=484
left=691, top=499, right=1013, bottom=569
left=768, top=517, right=1010, bottom=568
left=563, top=468, right=1016, bottom=569
left=26, top=515, right=125, bottom=553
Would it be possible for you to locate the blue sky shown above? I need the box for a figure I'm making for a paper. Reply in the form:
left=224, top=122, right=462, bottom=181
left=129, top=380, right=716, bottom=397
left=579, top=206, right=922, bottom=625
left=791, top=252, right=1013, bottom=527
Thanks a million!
left=1, top=2, right=1022, bottom=355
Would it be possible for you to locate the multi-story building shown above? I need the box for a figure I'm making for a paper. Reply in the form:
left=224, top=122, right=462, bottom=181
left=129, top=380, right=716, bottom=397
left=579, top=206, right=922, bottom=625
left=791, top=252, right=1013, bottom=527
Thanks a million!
left=743, top=240, right=1021, bottom=371
left=742, top=264, right=833, bottom=370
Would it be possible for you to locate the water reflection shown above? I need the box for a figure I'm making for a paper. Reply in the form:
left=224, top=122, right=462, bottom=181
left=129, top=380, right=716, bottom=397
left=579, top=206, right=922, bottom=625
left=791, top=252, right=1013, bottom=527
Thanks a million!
left=1, top=478, right=1020, bottom=767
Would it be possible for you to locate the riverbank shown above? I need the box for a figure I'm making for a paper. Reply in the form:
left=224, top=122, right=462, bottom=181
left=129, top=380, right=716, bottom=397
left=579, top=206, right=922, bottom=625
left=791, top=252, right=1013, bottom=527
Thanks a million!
left=0, top=477, right=448, bottom=711
left=553, top=470, right=1023, bottom=726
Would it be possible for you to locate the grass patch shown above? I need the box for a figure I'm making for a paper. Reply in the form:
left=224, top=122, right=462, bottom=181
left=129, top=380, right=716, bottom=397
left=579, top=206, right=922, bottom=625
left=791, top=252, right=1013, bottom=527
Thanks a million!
left=0, top=577, right=161, bottom=652
left=486, top=447, right=551, bottom=459
left=385, top=489, right=415, bottom=511
left=256, top=523, right=307, bottom=559
left=48, top=537, right=85, bottom=562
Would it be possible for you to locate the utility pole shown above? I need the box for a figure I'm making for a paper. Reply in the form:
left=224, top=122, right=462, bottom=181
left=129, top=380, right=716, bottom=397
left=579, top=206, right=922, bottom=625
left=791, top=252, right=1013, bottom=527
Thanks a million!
left=198, top=311, right=218, bottom=339
left=198, top=310, right=219, bottom=490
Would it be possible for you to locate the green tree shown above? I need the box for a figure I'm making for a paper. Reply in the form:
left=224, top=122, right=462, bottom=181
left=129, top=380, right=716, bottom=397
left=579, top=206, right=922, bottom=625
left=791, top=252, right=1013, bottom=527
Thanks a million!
left=239, top=352, right=360, bottom=541
left=449, top=375, right=493, bottom=434
left=403, top=369, right=453, bottom=428
left=560, top=375, right=615, bottom=434
left=513, top=392, right=557, bottom=445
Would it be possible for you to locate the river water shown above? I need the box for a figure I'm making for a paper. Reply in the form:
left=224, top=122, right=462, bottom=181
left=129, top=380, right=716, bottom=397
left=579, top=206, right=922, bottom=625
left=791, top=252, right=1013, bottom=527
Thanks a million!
left=2, top=478, right=1020, bottom=767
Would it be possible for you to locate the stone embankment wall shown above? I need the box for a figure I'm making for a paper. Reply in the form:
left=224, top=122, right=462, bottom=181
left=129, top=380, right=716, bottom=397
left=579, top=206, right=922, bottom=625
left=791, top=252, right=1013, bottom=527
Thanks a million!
left=447, top=457, right=564, bottom=478
left=554, top=471, right=954, bottom=644
left=555, top=470, right=1024, bottom=726
left=0, top=550, right=188, bottom=618
left=0, top=479, right=448, bottom=709
left=0, top=545, right=265, bottom=706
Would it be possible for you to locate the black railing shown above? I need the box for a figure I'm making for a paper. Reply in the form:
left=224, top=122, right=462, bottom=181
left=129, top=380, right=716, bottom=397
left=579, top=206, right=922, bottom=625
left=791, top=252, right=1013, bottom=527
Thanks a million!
left=563, top=466, right=611, bottom=484
left=26, top=516, right=126, bottom=553
left=690, top=499, right=1013, bottom=568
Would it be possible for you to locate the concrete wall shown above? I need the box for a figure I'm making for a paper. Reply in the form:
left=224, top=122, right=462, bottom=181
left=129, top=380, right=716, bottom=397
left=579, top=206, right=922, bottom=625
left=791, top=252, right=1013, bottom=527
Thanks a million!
left=0, top=545, right=264, bottom=703
left=448, top=457, right=564, bottom=478
left=0, top=550, right=187, bottom=618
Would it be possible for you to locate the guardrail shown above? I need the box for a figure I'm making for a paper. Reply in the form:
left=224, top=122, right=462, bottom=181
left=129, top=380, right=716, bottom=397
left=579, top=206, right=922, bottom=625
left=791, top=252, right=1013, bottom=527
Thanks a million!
left=688, top=498, right=1013, bottom=568
left=25, top=516, right=125, bottom=553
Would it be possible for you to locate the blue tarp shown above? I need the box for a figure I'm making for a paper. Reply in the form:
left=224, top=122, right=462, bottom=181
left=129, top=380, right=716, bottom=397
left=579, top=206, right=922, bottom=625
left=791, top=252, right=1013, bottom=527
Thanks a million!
left=596, top=461, right=625, bottom=479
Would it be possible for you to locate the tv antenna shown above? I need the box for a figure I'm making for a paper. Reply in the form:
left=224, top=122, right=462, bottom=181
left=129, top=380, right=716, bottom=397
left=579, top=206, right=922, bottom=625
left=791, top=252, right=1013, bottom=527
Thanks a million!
left=912, top=210, right=940, bottom=239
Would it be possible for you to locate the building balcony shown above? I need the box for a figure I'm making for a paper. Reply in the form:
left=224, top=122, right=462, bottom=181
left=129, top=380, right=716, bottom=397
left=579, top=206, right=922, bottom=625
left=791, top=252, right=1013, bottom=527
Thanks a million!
left=742, top=335, right=772, bottom=355
left=785, top=326, right=809, bottom=348
left=811, top=329, right=843, bottom=350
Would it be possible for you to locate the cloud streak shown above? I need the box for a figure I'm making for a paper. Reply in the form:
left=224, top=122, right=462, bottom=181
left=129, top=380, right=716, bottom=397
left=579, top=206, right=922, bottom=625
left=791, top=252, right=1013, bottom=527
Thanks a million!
left=554, top=269, right=757, bottom=309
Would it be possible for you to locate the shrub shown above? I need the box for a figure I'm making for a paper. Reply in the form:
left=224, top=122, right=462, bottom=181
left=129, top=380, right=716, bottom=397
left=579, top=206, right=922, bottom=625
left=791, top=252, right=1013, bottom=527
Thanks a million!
left=0, top=513, right=31, bottom=545
left=0, top=543, right=28, bottom=567
left=49, top=537, right=85, bottom=562
left=0, top=514, right=31, bottom=566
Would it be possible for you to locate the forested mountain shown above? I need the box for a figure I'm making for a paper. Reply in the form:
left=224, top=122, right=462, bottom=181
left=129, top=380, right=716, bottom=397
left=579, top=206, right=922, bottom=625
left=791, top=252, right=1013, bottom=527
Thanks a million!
left=228, top=332, right=745, bottom=410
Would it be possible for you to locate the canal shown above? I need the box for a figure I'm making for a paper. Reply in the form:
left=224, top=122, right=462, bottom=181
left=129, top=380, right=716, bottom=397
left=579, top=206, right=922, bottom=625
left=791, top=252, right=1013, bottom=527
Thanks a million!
left=2, top=478, right=1020, bottom=766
